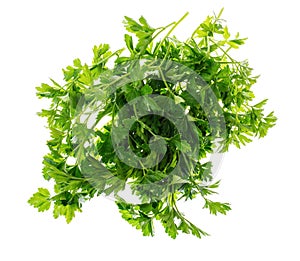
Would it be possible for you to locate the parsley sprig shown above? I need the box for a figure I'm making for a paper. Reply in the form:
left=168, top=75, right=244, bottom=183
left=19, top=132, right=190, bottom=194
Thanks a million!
left=29, top=9, right=276, bottom=238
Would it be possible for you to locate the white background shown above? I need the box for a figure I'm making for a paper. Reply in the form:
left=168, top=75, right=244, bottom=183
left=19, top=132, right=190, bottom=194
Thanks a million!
left=1, top=0, right=299, bottom=260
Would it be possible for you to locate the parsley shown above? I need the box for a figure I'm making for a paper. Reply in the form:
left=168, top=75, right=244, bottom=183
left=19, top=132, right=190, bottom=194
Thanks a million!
left=28, top=9, right=276, bottom=238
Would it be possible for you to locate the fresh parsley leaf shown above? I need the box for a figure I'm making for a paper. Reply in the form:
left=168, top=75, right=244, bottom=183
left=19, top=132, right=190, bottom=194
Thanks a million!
left=28, top=188, right=51, bottom=212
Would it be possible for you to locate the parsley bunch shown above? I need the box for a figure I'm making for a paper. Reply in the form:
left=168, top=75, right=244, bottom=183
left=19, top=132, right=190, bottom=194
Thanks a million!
left=29, top=9, right=276, bottom=239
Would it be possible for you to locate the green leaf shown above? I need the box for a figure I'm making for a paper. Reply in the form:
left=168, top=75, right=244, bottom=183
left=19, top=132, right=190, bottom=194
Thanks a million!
left=228, top=41, right=239, bottom=49
left=36, top=83, right=63, bottom=98
left=73, top=58, right=82, bottom=68
left=124, top=34, right=134, bottom=53
left=254, top=99, right=268, bottom=109
left=172, top=139, right=191, bottom=153
left=28, top=188, right=51, bottom=212
left=53, top=201, right=82, bottom=224
left=143, top=95, right=161, bottom=111
left=65, top=205, right=76, bottom=223
left=203, top=199, right=231, bottom=215
left=174, top=95, right=185, bottom=104
left=141, top=84, right=153, bottom=95
left=196, top=30, right=208, bottom=37
left=223, top=26, right=230, bottom=40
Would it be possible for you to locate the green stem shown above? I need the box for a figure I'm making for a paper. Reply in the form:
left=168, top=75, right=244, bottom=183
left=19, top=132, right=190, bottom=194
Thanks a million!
left=158, top=67, right=174, bottom=97
left=209, top=39, right=245, bottom=77
left=154, top=12, right=189, bottom=56
left=152, top=22, right=176, bottom=42
left=191, top=24, right=202, bottom=38
left=138, top=120, right=157, bottom=137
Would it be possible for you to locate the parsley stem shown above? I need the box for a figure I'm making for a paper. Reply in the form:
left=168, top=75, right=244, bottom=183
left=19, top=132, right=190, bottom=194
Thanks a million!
left=154, top=12, right=189, bottom=56
left=158, top=67, right=174, bottom=97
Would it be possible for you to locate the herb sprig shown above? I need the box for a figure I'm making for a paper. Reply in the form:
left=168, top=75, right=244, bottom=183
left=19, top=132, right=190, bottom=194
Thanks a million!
left=29, top=9, right=276, bottom=238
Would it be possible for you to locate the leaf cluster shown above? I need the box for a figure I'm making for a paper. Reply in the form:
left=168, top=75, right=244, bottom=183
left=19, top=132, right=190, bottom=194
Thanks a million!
left=29, top=9, right=276, bottom=238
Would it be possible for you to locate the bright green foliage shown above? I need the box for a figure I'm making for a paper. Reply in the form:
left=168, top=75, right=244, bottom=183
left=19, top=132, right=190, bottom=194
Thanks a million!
left=28, top=188, right=51, bottom=212
left=29, top=9, right=276, bottom=238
